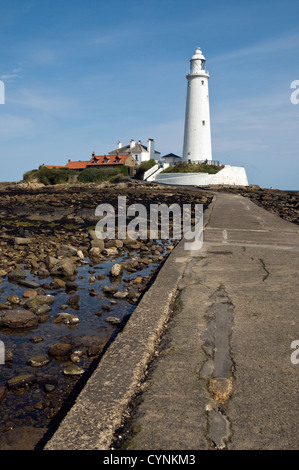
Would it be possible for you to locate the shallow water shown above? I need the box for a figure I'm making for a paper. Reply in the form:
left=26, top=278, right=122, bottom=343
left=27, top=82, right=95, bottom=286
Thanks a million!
left=0, top=241, right=172, bottom=442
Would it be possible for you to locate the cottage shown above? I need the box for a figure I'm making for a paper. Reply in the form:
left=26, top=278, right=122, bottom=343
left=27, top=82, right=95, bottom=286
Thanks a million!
left=109, top=139, right=161, bottom=164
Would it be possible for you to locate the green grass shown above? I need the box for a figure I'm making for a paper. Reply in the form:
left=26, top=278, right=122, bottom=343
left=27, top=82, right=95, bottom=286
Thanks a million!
left=161, top=162, right=221, bottom=174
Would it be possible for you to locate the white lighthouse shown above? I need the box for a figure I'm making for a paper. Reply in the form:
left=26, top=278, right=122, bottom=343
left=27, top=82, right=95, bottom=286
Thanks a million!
left=182, top=47, right=212, bottom=163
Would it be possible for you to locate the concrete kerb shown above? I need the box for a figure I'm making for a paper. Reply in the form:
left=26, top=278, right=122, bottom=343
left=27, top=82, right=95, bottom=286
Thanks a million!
left=43, top=199, right=215, bottom=450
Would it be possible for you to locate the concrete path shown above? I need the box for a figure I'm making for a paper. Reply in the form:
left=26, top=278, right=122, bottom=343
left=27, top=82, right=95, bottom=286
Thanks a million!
left=119, top=192, right=299, bottom=450
left=44, top=193, right=299, bottom=450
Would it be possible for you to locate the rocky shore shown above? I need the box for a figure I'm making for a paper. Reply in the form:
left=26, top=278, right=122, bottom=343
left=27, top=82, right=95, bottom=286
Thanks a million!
left=0, top=179, right=211, bottom=450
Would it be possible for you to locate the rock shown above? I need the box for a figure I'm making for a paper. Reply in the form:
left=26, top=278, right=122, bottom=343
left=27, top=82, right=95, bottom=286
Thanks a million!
left=57, top=245, right=78, bottom=257
left=36, top=267, right=50, bottom=278
left=105, top=316, right=122, bottom=325
left=28, top=355, right=50, bottom=367
left=7, top=373, right=36, bottom=390
left=33, top=305, right=52, bottom=316
left=113, top=290, right=128, bottom=299
left=52, top=278, right=66, bottom=288
left=66, top=281, right=78, bottom=291
left=0, top=310, right=38, bottom=329
left=0, top=269, right=7, bottom=277
left=88, top=247, right=101, bottom=257
left=50, top=258, right=77, bottom=278
left=63, top=365, right=85, bottom=376
left=77, top=250, right=84, bottom=259
left=23, top=289, right=38, bottom=299
left=30, top=336, right=43, bottom=344
left=105, top=239, right=123, bottom=249
left=48, top=343, right=72, bottom=358
left=24, top=295, right=54, bottom=310
left=110, top=263, right=122, bottom=277
left=14, top=237, right=32, bottom=245
left=45, top=256, right=59, bottom=270
left=53, top=313, right=79, bottom=325
left=38, top=375, right=58, bottom=392
left=90, top=239, right=105, bottom=250
left=7, top=294, right=20, bottom=304
left=67, top=295, right=80, bottom=310
left=7, top=268, right=26, bottom=281
left=105, top=247, right=118, bottom=256
left=60, top=334, right=108, bottom=352
left=102, top=304, right=111, bottom=311
left=70, top=349, right=85, bottom=363
left=102, top=285, right=118, bottom=295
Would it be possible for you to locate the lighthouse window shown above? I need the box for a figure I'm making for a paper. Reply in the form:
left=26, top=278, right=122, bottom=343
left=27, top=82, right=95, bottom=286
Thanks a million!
left=202, top=120, right=206, bottom=126
left=201, top=80, right=204, bottom=85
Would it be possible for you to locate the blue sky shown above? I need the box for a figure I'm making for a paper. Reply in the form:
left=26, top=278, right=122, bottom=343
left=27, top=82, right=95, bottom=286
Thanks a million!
left=0, top=0, right=299, bottom=189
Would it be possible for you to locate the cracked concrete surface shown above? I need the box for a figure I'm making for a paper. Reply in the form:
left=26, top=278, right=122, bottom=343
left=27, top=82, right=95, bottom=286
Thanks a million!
left=118, top=193, right=299, bottom=450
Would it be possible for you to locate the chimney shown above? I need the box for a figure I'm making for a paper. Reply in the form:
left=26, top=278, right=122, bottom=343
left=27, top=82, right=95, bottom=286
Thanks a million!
left=68, top=159, right=71, bottom=162
left=118, top=141, right=122, bottom=149
left=147, top=138, right=155, bottom=159
left=130, top=139, right=135, bottom=149
left=92, top=152, right=95, bottom=157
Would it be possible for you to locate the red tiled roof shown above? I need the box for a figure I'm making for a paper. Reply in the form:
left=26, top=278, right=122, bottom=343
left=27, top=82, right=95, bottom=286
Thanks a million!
left=87, top=154, right=129, bottom=166
left=65, top=160, right=89, bottom=170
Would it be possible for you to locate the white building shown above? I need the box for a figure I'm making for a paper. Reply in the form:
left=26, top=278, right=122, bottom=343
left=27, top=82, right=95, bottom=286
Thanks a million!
left=182, top=47, right=212, bottom=163
left=109, top=139, right=161, bottom=164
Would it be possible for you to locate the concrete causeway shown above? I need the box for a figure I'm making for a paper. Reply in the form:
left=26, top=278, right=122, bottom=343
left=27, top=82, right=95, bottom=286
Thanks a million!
left=44, top=192, right=299, bottom=450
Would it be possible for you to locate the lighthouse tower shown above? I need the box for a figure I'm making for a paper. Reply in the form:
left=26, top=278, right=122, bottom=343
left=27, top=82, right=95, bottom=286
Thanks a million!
left=182, top=47, right=212, bottom=163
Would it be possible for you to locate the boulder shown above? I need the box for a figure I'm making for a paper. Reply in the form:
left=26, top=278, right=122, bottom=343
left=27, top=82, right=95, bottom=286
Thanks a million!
left=45, top=256, right=59, bottom=270
left=57, top=245, right=78, bottom=258
left=7, top=268, right=26, bottom=281
left=24, top=295, right=54, bottom=310
left=0, top=310, right=38, bottom=329
left=50, top=258, right=77, bottom=278
left=7, top=374, right=36, bottom=390
left=48, top=343, right=72, bottom=358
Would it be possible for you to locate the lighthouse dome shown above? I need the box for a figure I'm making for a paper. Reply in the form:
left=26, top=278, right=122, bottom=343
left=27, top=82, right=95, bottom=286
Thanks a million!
left=191, top=47, right=206, bottom=61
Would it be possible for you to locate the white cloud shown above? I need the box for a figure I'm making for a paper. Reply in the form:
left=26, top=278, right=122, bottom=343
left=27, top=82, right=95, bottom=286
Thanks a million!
left=7, top=88, right=78, bottom=116
left=211, top=32, right=299, bottom=63
left=0, top=68, right=22, bottom=80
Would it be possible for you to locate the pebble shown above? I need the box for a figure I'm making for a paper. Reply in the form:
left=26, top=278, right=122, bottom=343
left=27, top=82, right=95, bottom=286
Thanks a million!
left=23, top=289, right=38, bottom=299
left=63, top=365, right=85, bottom=376
left=110, top=263, right=122, bottom=277
left=28, top=355, right=50, bottom=367
left=105, top=316, right=122, bottom=325
left=30, top=336, right=44, bottom=344
left=53, top=313, right=79, bottom=325
left=7, top=294, right=20, bottom=304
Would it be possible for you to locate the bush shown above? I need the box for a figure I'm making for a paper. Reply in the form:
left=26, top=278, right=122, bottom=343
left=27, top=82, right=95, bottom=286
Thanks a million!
left=135, top=159, right=157, bottom=180
left=161, top=162, right=221, bottom=174
left=77, top=166, right=128, bottom=183
left=23, top=167, right=73, bottom=185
